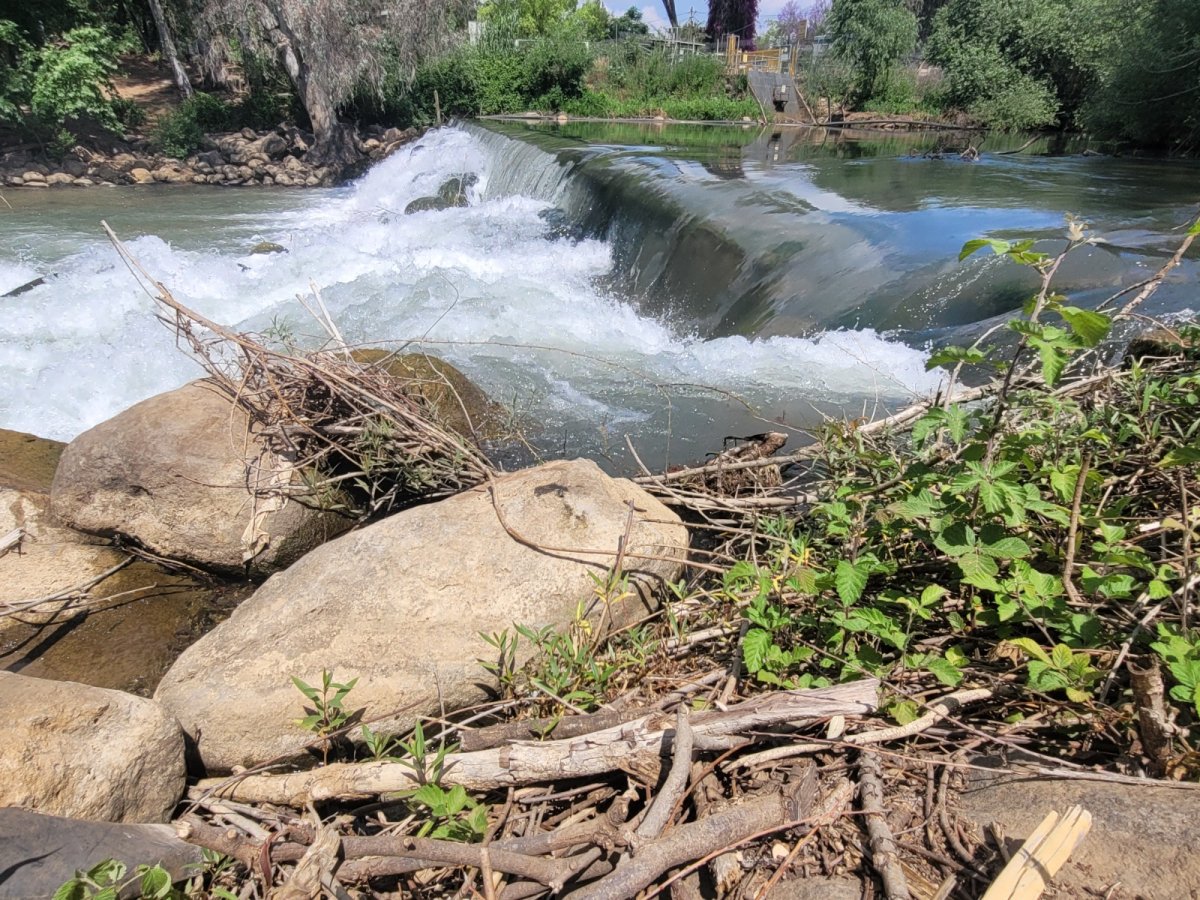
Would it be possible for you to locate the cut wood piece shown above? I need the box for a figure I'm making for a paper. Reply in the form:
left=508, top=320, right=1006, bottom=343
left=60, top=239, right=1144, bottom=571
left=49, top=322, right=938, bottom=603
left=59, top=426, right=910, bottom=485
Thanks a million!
left=980, top=805, right=1092, bottom=900
left=194, top=680, right=879, bottom=806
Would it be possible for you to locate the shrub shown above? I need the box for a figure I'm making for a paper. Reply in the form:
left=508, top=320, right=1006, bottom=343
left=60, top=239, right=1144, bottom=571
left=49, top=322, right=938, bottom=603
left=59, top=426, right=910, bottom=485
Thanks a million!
left=150, top=94, right=233, bottom=158
left=28, top=26, right=125, bottom=130
left=827, top=0, right=918, bottom=103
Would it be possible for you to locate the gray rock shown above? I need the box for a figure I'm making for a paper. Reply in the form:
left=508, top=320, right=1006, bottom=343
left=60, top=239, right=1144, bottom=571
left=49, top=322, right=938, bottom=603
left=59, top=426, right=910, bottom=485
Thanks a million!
left=50, top=380, right=351, bottom=576
left=61, top=157, right=87, bottom=177
left=249, top=241, right=287, bottom=254
left=46, top=172, right=74, bottom=186
left=155, top=458, right=688, bottom=771
left=0, top=807, right=201, bottom=900
left=765, top=875, right=863, bottom=899
left=438, top=173, right=478, bottom=205
left=404, top=195, right=453, bottom=214
left=251, top=132, right=289, bottom=159
left=961, top=761, right=1200, bottom=899
left=0, top=673, right=186, bottom=822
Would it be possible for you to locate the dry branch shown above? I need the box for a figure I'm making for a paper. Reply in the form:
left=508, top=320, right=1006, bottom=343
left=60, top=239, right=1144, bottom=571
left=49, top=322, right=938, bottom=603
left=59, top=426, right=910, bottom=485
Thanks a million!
left=859, top=751, right=910, bottom=900
left=194, top=680, right=879, bottom=805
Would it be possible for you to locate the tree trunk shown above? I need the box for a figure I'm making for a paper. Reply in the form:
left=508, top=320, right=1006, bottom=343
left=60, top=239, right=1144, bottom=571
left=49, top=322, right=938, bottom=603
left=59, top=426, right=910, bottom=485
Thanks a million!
left=146, top=0, right=193, bottom=99
left=260, top=0, right=358, bottom=170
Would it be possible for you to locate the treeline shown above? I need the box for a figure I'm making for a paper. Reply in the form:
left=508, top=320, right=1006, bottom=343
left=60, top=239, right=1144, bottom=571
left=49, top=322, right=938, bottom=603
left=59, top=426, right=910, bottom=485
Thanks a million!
left=1, top=0, right=1197, bottom=159
left=818, top=0, right=1200, bottom=149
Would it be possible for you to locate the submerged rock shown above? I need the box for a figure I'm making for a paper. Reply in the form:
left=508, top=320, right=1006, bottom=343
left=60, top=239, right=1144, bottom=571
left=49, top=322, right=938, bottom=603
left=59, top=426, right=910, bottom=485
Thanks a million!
left=0, top=808, right=201, bottom=900
left=404, top=195, right=454, bottom=214
left=438, top=172, right=478, bottom=205
left=249, top=240, right=288, bottom=254
left=155, top=458, right=689, bottom=771
left=0, top=672, right=186, bottom=822
left=352, top=349, right=505, bottom=441
left=50, top=380, right=351, bottom=576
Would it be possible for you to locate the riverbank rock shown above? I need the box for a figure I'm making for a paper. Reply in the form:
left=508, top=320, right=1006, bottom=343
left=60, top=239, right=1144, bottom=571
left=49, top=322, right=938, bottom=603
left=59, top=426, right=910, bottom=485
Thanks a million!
left=50, top=380, right=351, bottom=576
left=0, top=673, right=185, bottom=822
left=155, top=458, right=689, bottom=771
left=0, top=808, right=202, bottom=900
left=960, top=760, right=1200, bottom=898
left=0, top=428, right=250, bottom=697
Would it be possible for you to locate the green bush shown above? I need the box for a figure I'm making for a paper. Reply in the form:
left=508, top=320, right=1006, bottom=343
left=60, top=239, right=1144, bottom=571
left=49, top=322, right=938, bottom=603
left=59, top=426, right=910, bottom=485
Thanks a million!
left=827, top=0, right=918, bottom=103
left=151, top=93, right=234, bottom=158
left=28, top=25, right=125, bottom=130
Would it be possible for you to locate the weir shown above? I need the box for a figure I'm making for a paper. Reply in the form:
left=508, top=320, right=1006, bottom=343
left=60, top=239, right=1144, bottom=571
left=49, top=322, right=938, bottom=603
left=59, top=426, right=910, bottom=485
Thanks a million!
left=0, top=122, right=1195, bottom=466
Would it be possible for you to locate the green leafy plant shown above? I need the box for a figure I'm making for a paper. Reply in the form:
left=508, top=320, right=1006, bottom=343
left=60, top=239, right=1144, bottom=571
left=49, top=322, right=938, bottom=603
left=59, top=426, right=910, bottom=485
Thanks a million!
left=405, top=783, right=489, bottom=841
left=292, top=669, right=362, bottom=763
left=53, top=860, right=184, bottom=900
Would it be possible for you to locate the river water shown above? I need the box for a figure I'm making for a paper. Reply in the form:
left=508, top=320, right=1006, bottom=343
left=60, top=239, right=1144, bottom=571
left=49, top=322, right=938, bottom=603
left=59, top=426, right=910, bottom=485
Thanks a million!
left=1, top=122, right=1196, bottom=470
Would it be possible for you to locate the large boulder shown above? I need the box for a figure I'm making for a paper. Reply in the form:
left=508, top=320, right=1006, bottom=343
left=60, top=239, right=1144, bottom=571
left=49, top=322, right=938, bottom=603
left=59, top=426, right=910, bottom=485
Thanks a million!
left=0, top=428, right=252, bottom=696
left=50, top=380, right=351, bottom=576
left=960, top=760, right=1200, bottom=899
left=0, top=808, right=202, bottom=900
left=0, top=673, right=186, bottom=822
left=155, top=458, right=688, bottom=771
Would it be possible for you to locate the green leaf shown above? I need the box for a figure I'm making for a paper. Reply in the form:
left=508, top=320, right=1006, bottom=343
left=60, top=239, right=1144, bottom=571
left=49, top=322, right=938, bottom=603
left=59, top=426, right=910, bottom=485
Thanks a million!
left=1058, top=306, right=1111, bottom=347
left=959, top=238, right=1011, bottom=261
left=1050, top=644, right=1076, bottom=670
left=741, top=628, right=770, bottom=674
left=889, top=700, right=920, bottom=725
left=1162, top=444, right=1200, bottom=467
left=52, top=881, right=87, bottom=900
left=924, top=655, right=964, bottom=687
left=934, top=522, right=975, bottom=557
left=139, top=865, right=172, bottom=899
left=1039, top=342, right=1069, bottom=386
left=835, top=558, right=871, bottom=606
left=1189, top=216, right=1200, bottom=236
left=957, top=551, right=1001, bottom=592
left=926, top=345, right=987, bottom=370
left=979, top=528, right=1031, bottom=560
left=1007, top=637, right=1052, bottom=664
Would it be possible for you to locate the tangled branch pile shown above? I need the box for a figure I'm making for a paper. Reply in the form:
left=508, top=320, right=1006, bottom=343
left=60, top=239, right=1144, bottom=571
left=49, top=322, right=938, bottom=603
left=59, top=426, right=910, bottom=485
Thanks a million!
left=105, top=223, right=495, bottom=521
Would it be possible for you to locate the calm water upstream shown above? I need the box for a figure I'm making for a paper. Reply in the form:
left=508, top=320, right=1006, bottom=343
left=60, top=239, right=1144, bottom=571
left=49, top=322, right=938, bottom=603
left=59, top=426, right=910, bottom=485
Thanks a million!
left=1, top=122, right=1196, bottom=470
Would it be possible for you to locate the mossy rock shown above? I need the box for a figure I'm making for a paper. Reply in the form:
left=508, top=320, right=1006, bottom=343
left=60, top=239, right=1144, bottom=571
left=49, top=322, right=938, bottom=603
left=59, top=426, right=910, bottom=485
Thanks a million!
left=351, top=349, right=504, bottom=442
left=0, top=429, right=65, bottom=493
left=437, top=173, right=477, bottom=205
left=404, top=195, right=453, bottom=215
left=249, top=241, right=288, bottom=255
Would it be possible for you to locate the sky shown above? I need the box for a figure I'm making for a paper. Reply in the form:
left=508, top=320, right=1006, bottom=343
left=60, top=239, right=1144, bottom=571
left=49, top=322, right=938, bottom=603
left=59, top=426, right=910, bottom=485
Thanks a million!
left=603, top=1, right=797, bottom=33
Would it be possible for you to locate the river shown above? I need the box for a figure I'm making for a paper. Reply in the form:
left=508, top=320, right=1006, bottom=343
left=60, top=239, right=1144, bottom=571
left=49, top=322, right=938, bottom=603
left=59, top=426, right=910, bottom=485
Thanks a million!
left=1, top=122, right=1196, bottom=470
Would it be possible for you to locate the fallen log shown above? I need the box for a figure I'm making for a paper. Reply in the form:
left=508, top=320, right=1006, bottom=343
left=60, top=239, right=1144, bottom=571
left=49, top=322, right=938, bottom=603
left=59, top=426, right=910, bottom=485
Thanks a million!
left=194, top=680, right=879, bottom=806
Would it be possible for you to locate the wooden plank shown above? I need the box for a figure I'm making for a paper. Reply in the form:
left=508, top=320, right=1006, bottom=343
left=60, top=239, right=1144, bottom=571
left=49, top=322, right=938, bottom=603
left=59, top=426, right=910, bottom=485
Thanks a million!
left=981, top=805, right=1092, bottom=900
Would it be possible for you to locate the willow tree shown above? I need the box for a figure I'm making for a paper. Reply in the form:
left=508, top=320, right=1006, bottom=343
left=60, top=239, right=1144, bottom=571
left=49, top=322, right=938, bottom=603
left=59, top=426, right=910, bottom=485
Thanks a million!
left=188, top=0, right=468, bottom=165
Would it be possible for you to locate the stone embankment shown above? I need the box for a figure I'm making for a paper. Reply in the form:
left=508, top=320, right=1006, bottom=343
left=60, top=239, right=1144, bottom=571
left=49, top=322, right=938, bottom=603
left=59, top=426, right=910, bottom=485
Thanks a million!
left=0, top=123, right=421, bottom=189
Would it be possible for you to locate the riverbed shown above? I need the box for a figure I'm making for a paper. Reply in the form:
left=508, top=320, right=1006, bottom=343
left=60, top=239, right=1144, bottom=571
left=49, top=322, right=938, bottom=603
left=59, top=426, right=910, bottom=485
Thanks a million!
left=1, top=122, right=1195, bottom=470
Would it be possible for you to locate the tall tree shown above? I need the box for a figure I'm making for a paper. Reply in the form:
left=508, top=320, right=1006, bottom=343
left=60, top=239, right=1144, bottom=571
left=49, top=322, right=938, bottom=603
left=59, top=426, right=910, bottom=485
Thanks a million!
left=826, top=0, right=916, bottom=101
left=146, top=0, right=192, bottom=97
left=188, top=0, right=468, bottom=165
left=706, top=0, right=758, bottom=45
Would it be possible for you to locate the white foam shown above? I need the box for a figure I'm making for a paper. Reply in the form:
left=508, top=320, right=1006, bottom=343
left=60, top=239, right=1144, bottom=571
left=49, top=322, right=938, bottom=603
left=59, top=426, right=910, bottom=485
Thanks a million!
left=0, top=125, right=939, bottom=446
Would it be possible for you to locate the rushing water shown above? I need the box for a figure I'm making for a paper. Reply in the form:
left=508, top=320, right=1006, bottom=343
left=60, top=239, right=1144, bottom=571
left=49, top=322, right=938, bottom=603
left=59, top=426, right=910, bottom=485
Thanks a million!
left=1, top=122, right=1196, bottom=469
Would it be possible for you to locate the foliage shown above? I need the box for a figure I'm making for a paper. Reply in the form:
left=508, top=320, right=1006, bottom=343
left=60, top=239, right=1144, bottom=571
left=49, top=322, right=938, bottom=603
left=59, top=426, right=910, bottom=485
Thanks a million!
left=53, top=859, right=185, bottom=900
left=707, top=0, right=760, bottom=45
left=700, top=217, right=1200, bottom=744
left=827, top=0, right=917, bottom=103
left=925, top=0, right=1106, bottom=130
left=292, top=668, right=362, bottom=763
left=1082, top=0, right=1200, bottom=151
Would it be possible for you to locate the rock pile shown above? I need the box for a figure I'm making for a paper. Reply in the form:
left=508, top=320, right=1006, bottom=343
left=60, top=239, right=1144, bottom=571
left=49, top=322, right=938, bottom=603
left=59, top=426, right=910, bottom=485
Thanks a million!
left=0, top=123, right=421, bottom=189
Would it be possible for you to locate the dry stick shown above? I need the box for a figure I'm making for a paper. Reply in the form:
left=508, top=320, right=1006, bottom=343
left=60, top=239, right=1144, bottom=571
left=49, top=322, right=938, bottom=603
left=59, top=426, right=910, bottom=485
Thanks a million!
left=193, top=680, right=879, bottom=805
left=637, top=707, right=694, bottom=841
left=726, top=687, right=992, bottom=771
left=566, top=781, right=813, bottom=900
left=1, top=556, right=135, bottom=617
left=1128, top=656, right=1174, bottom=778
left=858, top=751, right=911, bottom=900
left=1112, top=224, right=1198, bottom=319
left=0, top=527, right=23, bottom=559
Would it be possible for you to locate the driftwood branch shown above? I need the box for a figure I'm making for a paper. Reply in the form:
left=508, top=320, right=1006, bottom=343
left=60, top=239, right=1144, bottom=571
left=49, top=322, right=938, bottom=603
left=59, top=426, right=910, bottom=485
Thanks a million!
left=194, top=680, right=879, bottom=805
left=858, top=751, right=910, bottom=900
left=566, top=782, right=815, bottom=900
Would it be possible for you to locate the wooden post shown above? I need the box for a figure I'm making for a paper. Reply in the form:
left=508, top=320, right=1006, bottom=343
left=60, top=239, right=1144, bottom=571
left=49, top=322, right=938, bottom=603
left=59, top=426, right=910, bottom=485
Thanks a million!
left=434, top=89, right=442, bottom=126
